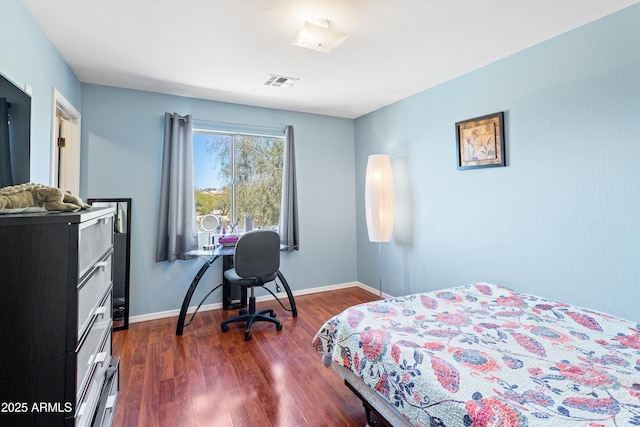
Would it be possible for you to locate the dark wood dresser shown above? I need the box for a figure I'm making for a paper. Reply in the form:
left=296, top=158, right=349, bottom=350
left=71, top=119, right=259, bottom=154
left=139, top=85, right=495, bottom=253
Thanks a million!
left=0, top=207, right=119, bottom=426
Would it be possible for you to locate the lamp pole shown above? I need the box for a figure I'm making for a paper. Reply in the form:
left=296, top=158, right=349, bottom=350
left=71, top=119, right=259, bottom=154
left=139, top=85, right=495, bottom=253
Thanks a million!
left=378, top=241, right=383, bottom=299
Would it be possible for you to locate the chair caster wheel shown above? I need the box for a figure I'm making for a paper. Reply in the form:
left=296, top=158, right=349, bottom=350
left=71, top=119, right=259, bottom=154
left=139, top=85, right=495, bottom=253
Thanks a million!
left=244, top=331, right=252, bottom=340
left=221, top=324, right=229, bottom=332
left=276, top=323, right=283, bottom=331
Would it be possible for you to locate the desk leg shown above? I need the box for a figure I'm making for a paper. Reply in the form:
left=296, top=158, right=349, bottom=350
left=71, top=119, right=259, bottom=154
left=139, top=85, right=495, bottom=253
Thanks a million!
left=277, top=270, right=297, bottom=317
left=176, top=256, right=218, bottom=336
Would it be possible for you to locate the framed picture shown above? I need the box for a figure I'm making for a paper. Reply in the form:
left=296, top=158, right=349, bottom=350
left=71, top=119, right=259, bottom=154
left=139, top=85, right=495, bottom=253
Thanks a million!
left=456, top=112, right=506, bottom=170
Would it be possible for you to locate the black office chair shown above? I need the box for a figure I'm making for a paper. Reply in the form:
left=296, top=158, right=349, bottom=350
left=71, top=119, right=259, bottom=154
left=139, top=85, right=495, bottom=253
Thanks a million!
left=220, top=229, right=283, bottom=340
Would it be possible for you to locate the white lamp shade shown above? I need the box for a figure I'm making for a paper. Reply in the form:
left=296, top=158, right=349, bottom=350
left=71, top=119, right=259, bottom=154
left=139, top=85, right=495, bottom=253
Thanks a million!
left=365, top=154, right=395, bottom=242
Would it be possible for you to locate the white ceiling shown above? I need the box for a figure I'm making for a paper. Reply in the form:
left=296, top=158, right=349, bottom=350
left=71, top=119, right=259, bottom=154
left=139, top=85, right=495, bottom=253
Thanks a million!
left=22, top=0, right=636, bottom=119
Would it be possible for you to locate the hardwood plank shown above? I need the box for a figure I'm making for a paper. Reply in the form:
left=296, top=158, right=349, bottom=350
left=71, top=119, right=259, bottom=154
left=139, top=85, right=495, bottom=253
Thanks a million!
left=113, top=287, right=379, bottom=426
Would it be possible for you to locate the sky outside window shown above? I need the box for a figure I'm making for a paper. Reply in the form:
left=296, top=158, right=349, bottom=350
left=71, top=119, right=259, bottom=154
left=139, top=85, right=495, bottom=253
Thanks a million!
left=192, top=133, right=227, bottom=190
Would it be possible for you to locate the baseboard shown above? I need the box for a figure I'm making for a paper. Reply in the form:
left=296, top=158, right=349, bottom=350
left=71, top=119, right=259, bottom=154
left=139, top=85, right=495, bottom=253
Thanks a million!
left=128, top=281, right=382, bottom=325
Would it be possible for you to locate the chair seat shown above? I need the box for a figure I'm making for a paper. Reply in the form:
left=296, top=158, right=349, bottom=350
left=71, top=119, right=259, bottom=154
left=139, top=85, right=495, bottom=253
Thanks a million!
left=223, top=269, right=278, bottom=287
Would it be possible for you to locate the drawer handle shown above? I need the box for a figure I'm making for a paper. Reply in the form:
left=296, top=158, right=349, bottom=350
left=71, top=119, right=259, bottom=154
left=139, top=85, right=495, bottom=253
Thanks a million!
left=77, top=402, right=87, bottom=417
left=90, top=352, right=107, bottom=366
left=106, top=395, right=116, bottom=410
left=94, top=306, right=107, bottom=318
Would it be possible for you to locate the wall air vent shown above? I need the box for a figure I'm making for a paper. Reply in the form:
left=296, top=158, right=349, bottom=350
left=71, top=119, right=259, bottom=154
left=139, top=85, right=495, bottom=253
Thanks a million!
left=265, top=74, right=299, bottom=88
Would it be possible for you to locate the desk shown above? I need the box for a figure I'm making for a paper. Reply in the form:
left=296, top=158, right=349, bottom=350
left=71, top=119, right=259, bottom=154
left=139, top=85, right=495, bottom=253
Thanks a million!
left=175, top=245, right=297, bottom=336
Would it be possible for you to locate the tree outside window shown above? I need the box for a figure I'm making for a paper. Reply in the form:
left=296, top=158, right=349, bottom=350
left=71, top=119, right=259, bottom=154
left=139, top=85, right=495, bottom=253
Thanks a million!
left=193, top=131, right=283, bottom=232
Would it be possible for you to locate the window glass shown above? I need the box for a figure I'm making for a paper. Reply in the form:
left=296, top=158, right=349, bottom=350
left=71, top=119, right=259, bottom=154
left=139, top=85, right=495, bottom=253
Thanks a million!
left=193, top=131, right=283, bottom=233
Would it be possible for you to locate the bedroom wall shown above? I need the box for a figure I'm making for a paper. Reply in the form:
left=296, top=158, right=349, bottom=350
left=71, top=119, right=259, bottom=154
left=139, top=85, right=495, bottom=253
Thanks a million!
left=355, top=4, right=640, bottom=322
left=80, top=84, right=357, bottom=318
left=0, top=0, right=82, bottom=184
left=1, top=0, right=357, bottom=320
left=4, top=0, right=638, bottom=322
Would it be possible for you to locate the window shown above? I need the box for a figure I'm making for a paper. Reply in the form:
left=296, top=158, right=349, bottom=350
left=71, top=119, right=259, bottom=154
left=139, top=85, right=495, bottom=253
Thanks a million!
left=192, top=130, right=284, bottom=232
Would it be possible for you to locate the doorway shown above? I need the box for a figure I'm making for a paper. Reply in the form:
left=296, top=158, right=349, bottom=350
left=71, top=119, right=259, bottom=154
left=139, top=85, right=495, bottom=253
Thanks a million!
left=50, top=88, right=81, bottom=195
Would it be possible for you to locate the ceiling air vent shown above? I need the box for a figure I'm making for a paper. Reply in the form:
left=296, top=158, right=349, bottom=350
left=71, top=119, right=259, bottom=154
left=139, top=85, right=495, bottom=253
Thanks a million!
left=265, top=74, right=298, bottom=88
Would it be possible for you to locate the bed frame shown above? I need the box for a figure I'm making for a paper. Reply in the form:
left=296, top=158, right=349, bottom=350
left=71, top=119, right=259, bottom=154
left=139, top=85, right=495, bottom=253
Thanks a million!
left=332, top=363, right=410, bottom=427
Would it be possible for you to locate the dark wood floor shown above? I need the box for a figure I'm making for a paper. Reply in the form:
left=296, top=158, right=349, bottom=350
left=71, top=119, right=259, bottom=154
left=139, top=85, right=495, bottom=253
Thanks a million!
left=112, top=286, right=380, bottom=427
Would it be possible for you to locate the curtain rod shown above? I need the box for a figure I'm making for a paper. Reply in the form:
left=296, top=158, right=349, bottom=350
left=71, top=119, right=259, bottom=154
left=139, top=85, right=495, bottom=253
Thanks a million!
left=192, top=117, right=286, bottom=131
left=168, top=114, right=287, bottom=131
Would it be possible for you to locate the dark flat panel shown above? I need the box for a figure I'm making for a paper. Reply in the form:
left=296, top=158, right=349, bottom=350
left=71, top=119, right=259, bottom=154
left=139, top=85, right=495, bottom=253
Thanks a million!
left=0, top=72, right=31, bottom=186
left=0, top=221, right=71, bottom=425
left=112, top=233, right=127, bottom=298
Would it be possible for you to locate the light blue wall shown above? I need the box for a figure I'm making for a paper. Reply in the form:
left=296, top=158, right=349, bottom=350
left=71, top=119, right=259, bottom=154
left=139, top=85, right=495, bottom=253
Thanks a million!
left=81, top=84, right=357, bottom=317
left=2, top=0, right=357, bottom=319
left=0, top=0, right=82, bottom=184
left=355, top=5, right=640, bottom=322
left=4, top=0, right=639, bottom=322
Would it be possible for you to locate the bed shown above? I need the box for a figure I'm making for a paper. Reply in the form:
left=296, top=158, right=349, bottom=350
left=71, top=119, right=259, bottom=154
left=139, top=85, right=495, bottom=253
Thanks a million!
left=312, top=283, right=640, bottom=426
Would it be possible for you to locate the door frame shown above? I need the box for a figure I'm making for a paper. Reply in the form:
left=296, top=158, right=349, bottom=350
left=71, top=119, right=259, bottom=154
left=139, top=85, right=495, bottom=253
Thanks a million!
left=50, top=88, right=81, bottom=195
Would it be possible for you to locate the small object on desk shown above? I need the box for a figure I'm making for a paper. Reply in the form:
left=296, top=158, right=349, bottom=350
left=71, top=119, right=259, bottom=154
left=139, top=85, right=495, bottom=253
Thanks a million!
left=244, top=215, right=253, bottom=232
left=219, top=235, right=239, bottom=246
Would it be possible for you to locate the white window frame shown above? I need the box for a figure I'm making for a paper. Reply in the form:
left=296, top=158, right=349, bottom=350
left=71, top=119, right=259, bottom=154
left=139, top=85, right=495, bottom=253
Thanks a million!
left=192, top=128, right=284, bottom=232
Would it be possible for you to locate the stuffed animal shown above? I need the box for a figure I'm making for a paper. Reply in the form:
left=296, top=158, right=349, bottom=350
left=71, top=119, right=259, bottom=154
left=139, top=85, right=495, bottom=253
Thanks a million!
left=0, top=182, right=91, bottom=212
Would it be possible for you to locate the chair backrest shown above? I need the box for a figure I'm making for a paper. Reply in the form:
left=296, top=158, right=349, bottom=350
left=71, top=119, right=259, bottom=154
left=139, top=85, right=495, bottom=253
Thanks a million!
left=233, top=229, right=280, bottom=278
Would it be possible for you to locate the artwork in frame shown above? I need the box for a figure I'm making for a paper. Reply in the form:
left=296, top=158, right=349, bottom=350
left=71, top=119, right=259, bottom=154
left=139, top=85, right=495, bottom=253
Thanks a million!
left=456, top=112, right=506, bottom=170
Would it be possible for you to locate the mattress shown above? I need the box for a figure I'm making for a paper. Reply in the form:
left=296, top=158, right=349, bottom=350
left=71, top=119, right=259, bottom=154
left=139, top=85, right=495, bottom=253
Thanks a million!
left=312, top=283, right=640, bottom=426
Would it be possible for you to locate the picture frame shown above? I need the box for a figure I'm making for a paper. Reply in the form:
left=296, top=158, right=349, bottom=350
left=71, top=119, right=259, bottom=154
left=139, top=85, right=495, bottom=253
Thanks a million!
left=456, top=112, right=506, bottom=170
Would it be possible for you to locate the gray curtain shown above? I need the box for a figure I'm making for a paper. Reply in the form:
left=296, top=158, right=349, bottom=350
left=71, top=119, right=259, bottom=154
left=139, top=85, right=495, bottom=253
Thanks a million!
left=278, top=125, right=299, bottom=250
left=155, top=113, right=198, bottom=262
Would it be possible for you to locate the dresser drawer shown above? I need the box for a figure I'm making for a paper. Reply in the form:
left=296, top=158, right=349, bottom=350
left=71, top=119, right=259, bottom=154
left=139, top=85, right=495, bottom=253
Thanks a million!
left=77, top=290, right=112, bottom=402
left=78, top=252, right=113, bottom=341
left=79, top=215, right=114, bottom=278
left=76, top=327, right=112, bottom=427
left=92, top=356, right=119, bottom=427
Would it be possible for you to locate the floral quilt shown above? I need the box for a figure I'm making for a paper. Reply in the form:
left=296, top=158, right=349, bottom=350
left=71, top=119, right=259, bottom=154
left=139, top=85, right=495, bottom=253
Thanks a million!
left=312, top=283, right=640, bottom=426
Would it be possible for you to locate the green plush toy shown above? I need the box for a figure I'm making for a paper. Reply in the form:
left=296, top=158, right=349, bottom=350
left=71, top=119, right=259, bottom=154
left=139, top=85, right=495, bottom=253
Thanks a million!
left=0, top=182, right=91, bottom=212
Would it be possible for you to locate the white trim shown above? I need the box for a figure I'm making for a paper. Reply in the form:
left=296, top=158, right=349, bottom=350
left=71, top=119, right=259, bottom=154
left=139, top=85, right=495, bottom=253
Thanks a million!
left=128, top=281, right=386, bottom=325
left=50, top=88, right=81, bottom=194
left=354, top=281, right=393, bottom=299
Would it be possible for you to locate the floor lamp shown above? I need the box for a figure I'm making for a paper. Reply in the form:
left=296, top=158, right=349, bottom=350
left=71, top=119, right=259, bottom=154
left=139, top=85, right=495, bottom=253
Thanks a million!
left=365, top=154, right=395, bottom=299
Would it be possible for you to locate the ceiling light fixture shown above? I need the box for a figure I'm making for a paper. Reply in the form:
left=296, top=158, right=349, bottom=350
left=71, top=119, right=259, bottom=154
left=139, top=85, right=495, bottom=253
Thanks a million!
left=291, top=18, right=349, bottom=54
